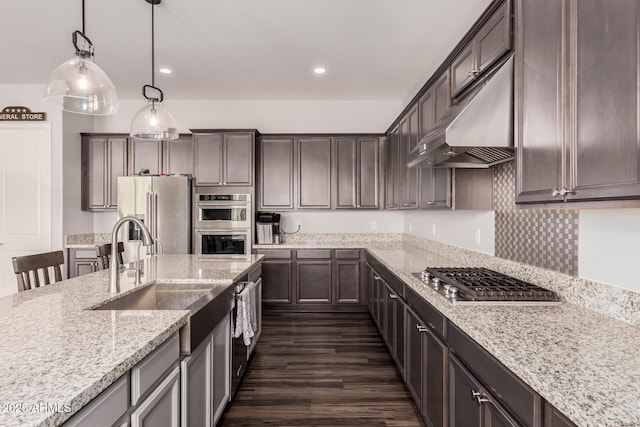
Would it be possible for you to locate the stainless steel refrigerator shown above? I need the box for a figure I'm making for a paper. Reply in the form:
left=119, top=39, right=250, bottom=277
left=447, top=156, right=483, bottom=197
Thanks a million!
left=117, top=176, right=191, bottom=261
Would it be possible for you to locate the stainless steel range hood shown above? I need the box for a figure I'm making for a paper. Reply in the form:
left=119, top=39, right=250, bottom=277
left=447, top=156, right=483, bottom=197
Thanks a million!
left=408, top=56, right=514, bottom=169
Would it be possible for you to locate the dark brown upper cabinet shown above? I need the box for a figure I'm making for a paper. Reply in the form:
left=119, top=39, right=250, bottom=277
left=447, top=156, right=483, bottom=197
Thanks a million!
left=129, top=135, right=193, bottom=177
left=419, top=168, right=451, bottom=209
left=516, top=0, right=640, bottom=203
left=193, top=131, right=254, bottom=187
left=451, top=0, right=512, bottom=98
left=385, top=128, right=400, bottom=209
left=81, top=134, right=128, bottom=211
left=333, top=137, right=380, bottom=209
left=258, top=137, right=295, bottom=210
left=297, top=138, right=332, bottom=209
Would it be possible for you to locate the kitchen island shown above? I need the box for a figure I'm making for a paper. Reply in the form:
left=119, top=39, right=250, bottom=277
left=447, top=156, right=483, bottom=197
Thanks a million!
left=0, top=254, right=263, bottom=427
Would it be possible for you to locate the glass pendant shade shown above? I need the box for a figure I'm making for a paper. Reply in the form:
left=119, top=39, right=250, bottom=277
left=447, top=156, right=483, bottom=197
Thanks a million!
left=130, top=99, right=178, bottom=140
left=43, top=56, right=119, bottom=115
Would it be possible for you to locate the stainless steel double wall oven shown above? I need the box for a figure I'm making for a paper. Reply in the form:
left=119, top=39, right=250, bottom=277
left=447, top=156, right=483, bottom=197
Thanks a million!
left=193, top=193, right=252, bottom=256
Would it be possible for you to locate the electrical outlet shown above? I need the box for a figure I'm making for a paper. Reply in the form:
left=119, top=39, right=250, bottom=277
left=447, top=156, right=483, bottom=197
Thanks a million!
left=475, top=228, right=481, bottom=245
left=431, top=224, right=437, bottom=236
left=409, top=221, right=413, bottom=232
left=371, top=220, right=378, bottom=230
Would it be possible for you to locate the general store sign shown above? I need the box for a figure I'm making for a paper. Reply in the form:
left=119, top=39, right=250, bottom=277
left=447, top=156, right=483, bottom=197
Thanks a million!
left=0, top=106, right=46, bottom=121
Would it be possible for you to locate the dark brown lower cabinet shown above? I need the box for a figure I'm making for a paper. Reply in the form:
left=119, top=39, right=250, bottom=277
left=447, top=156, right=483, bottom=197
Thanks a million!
left=544, top=402, right=577, bottom=427
left=407, top=308, right=448, bottom=427
left=297, top=260, right=332, bottom=303
left=449, top=355, right=520, bottom=427
left=259, top=250, right=294, bottom=304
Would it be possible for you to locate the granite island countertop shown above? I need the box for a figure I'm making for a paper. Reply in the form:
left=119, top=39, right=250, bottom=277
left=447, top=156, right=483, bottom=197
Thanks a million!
left=258, top=239, right=640, bottom=427
left=0, top=254, right=263, bottom=427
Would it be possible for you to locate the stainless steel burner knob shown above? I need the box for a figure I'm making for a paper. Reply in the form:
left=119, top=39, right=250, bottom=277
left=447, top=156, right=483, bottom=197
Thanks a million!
left=432, top=278, right=440, bottom=290
left=450, top=288, right=458, bottom=300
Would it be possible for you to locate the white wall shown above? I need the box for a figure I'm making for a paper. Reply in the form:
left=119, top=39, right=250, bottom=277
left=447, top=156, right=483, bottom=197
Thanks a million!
left=403, top=210, right=495, bottom=255
left=0, top=84, right=64, bottom=251
left=93, top=99, right=402, bottom=134
left=276, top=210, right=403, bottom=234
left=62, top=112, right=94, bottom=237
left=579, top=209, right=640, bottom=293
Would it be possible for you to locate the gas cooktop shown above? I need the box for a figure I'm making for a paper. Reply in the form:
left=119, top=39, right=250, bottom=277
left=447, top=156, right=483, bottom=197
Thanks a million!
left=411, top=267, right=560, bottom=305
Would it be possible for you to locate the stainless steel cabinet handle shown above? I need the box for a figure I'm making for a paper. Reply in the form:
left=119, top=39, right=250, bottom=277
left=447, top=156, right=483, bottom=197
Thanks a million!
left=389, top=294, right=398, bottom=299
left=551, top=188, right=560, bottom=197
left=559, top=187, right=575, bottom=196
left=373, top=275, right=382, bottom=282
left=471, top=390, right=490, bottom=405
left=237, top=365, right=243, bottom=376
left=416, top=324, right=428, bottom=333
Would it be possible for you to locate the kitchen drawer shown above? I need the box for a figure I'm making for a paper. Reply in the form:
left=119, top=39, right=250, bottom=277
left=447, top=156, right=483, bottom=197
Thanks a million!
left=255, top=249, right=292, bottom=259
left=131, top=333, right=180, bottom=405
left=335, top=249, right=360, bottom=260
left=406, top=287, right=447, bottom=341
left=73, top=249, right=97, bottom=258
left=296, top=249, right=332, bottom=259
left=64, top=374, right=128, bottom=427
left=449, top=324, right=543, bottom=426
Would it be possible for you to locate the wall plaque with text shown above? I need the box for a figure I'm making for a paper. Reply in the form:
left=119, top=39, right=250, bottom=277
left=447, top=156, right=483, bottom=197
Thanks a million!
left=0, top=106, right=47, bottom=121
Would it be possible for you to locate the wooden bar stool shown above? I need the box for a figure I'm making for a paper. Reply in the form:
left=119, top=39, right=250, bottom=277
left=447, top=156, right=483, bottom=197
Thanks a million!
left=95, top=242, right=125, bottom=270
left=12, top=250, right=65, bottom=292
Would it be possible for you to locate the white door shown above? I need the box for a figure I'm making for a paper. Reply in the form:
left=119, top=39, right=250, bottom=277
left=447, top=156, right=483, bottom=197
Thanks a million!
left=0, top=123, right=52, bottom=296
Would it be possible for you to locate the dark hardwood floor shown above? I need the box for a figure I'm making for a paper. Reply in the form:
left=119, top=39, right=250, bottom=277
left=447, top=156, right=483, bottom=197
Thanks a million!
left=219, top=312, right=424, bottom=427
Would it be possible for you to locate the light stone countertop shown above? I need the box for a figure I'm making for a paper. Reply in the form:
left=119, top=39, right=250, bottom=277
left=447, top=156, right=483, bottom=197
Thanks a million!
left=0, top=254, right=263, bottom=427
left=261, top=240, right=640, bottom=427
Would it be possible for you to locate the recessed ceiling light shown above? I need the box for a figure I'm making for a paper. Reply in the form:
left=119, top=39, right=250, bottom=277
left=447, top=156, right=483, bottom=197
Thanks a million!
left=159, top=67, right=172, bottom=74
left=313, top=67, right=326, bottom=75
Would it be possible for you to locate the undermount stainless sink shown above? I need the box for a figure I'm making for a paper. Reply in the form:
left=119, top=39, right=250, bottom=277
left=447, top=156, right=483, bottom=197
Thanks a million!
left=92, top=281, right=235, bottom=355
left=93, top=282, right=215, bottom=311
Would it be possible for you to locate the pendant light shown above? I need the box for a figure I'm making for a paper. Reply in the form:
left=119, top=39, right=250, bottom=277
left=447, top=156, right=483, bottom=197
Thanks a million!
left=130, top=0, right=178, bottom=140
left=43, top=0, right=119, bottom=115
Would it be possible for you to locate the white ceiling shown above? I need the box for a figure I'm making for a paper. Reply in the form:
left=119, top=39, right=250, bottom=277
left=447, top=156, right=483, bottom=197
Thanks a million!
left=1, top=0, right=492, bottom=101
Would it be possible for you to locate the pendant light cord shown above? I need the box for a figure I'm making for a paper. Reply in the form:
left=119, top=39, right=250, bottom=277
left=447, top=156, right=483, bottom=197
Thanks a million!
left=81, top=0, right=85, bottom=34
left=151, top=2, right=155, bottom=87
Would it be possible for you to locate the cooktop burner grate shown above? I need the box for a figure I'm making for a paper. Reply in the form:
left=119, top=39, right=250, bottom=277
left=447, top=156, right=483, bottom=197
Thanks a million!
left=423, top=267, right=558, bottom=302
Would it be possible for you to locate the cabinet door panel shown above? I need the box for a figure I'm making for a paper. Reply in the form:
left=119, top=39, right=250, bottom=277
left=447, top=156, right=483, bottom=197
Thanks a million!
left=402, top=108, right=419, bottom=208
left=261, top=261, right=293, bottom=303
left=109, top=138, right=128, bottom=207
left=296, top=261, right=331, bottom=303
left=358, top=138, right=379, bottom=209
left=86, top=137, right=107, bottom=209
left=224, top=133, right=253, bottom=186
left=180, top=336, right=212, bottom=427
left=406, top=310, right=423, bottom=408
left=194, top=134, right=224, bottom=186
left=477, top=1, right=511, bottom=73
left=163, top=136, right=193, bottom=176
left=449, top=356, right=482, bottom=427
left=515, top=0, right=565, bottom=203
left=394, top=300, right=405, bottom=374
left=423, top=327, right=447, bottom=427
left=419, top=91, right=434, bottom=140
left=484, top=400, right=521, bottom=427
left=335, top=261, right=359, bottom=304
left=334, top=137, right=357, bottom=209
left=259, top=138, right=294, bottom=209
left=130, top=366, right=180, bottom=427
left=385, top=131, right=398, bottom=209
left=433, top=72, right=451, bottom=124
left=570, top=0, right=640, bottom=199
left=298, top=138, right=331, bottom=209
left=451, top=45, right=476, bottom=97
left=130, top=140, right=162, bottom=175
left=433, top=168, right=450, bottom=208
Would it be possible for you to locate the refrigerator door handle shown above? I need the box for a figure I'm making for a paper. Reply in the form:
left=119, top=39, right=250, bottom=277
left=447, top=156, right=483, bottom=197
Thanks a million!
left=146, top=191, right=155, bottom=255
left=152, top=192, right=158, bottom=254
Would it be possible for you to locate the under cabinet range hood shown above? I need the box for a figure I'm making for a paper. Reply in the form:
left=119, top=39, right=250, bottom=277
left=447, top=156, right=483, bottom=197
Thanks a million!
left=408, top=56, right=514, bottom=169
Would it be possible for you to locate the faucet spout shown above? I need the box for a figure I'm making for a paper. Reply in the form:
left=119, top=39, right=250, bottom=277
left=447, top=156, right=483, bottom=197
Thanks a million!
left=110, top=216, right=153, bottom=295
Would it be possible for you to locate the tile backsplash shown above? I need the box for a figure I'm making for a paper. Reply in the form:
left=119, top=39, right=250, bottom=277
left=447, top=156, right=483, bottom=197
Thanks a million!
left=493, top=162, right=579, bottom=276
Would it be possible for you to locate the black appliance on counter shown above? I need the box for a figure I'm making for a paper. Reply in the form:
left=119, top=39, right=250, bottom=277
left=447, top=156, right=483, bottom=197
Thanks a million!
left=412, top=267, right=560, bottom=305
left=256, top=212, right=281, bottom=244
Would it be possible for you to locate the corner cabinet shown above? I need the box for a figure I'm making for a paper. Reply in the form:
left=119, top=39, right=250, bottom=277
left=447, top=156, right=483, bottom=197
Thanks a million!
left=516, top=0, right=640, bottom=204
left=81, top=134, right=128, bottom=211
left=192, top=131, right=255, bottom=187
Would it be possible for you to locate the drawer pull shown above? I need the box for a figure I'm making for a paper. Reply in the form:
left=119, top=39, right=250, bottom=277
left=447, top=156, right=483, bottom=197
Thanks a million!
left=471, top=390, right=490, bottom=405
left=237, top=365, right=243, bottom=376
left=416, top=324, right=428, bottom=333
left=389, top=294, right=398, bottom=300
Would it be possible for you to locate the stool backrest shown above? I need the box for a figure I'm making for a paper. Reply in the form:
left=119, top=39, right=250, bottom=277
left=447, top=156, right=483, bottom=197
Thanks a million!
left=12, top=250, right=65, bottom=292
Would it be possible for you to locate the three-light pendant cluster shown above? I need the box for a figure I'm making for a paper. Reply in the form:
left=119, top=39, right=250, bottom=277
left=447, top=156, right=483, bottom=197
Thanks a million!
left=43, top=0, right=178, bottom=141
